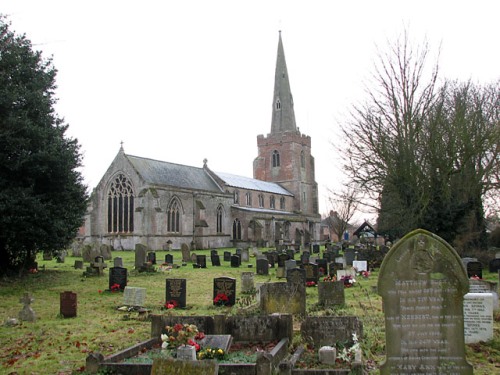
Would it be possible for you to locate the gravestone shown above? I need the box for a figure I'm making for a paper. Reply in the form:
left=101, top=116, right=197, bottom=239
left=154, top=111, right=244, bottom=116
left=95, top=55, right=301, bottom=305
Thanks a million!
left=122, top=286, right=146, bottom=307
left=469, top=279, right=499, bottom=308
left=43, top=251, right=52, bottom=261
left=312, top=244, right=320, bottom=253
left=100, top=244, right=112, bottom=260
left=240, top=248, right=249, bottom=262
left=276, top=266, right=286, bottom=278
left=344, top=249, right=355, bottom=266
left=316, top=259, right=328, bottom=276
left=266, top=253, right=275, bottom=268
left=82, top=245, right=93, bottom=262
left=60, top=291, right=77, bottom=318
left=352, top=260, right=368, bottom=272
left=284, top=259, right=297, bottom=272
left=18, top=293, right=36, bottom=322
left=286, top=267, right=306, bottom=285
left=91, top=257, right=107, bottom=276
left=302, top=263, right=319, bottom=283
left=230, top=255, right=240, bottom=268
left=166, top=278, right=187, bottom=308
left=211, top=254, right=221, bottom=266
left=328, top=262, right=340, bottom=276
left=241, top=272, right=255, bottom=293
left=74, top=260, right=84, bottom=269
left=256, top=258, right=269, bottom=275
left=147, top=252, right=157, bottom=265
left=109, top=267, right=127, bottom=291
left=113, top=257, right=123, bottom=268
left=467, top=261, right=482, bottom=279
left=165, top=254, right=174, bottom=265
left=196, top=255, right=207, bottom=268
left=190, top=253, right=198, bottom=264
left=378, top=229, right=473, bottom=374
left=278, top=253, right=289, bottom=267
left=489, top=258, right=500, bottom=273
left=463, top=292, right=494, bottom=343
left=301, top=316, right=362, bottom=348
left=318, top=280, right=345, bottom=306
left=461, top=257, right=477, bottom=271
left=260, top=282, right=305, bottom=315
left=300, top=252, right=310, bottom=265
left=223, top=251, right=231, bottom=262
left=134, top=244, right=148, bottom=269
left=181, top=243, right=191, bottom=262
left=213, top=277, right=236, bottom=306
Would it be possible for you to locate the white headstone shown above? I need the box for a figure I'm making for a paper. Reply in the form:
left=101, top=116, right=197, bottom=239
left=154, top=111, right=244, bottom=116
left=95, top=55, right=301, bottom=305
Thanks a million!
left=463, top=293, right=493, bottom=344
left=352, top=260, right=368, bottom=272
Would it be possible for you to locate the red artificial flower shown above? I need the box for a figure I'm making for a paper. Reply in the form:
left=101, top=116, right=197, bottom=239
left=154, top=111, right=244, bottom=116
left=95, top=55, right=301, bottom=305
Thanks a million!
left=173, top=323, right=184, bottom=332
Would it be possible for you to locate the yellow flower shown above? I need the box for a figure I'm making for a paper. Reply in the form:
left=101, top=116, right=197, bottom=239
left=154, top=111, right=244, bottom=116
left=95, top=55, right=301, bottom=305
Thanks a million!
left=218, top=349, right=223, bottom=354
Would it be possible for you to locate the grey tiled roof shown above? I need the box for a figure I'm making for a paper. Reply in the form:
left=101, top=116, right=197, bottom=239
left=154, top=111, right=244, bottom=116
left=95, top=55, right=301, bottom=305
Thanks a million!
left=127, top=155, right=223, bottom=193
left=215, top=172, right=293, bottom=196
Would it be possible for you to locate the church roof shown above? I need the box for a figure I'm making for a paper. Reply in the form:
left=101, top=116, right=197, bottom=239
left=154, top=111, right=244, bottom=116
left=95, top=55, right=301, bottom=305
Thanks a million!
left=215, top=171, right=294, bottom=196
left=270, top=31, right=297, bottom=134
left=127, top=155, right=223, bottom=193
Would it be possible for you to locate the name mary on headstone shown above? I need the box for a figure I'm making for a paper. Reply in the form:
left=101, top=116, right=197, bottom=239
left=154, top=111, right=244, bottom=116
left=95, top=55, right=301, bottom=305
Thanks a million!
left=378, top=229, right=473, bottom=375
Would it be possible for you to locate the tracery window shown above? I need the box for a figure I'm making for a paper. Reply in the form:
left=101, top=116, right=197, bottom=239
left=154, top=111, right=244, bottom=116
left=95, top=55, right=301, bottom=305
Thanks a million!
left=245, top=192, right=252, bottom=206
left=167, top=198, right=181, bottom=233
left=232, top=219, right=242, bottom=240
left=107, top=174, right=134, bottom=233
left=272, top=150, right=280, bottom=167
left=216, top=205, right=223, bottom=233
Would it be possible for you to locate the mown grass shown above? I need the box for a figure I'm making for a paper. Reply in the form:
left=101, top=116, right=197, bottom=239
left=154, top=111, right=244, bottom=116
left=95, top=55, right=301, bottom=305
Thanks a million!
left=0, top=249, right=498, bottom=374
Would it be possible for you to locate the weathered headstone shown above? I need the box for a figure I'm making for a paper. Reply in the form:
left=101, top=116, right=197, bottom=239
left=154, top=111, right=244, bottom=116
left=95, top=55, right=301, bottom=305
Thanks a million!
left=74, top=260, right=84, bottom=269
left=241, top=272, right=255, bottom=293
left=109, top=267, right=127, bottom=291
left=256, top=258, right=269, bottom=275
left=302, top=263, right=319, bottom=283
left=344, top=249, right=355, bottom=266
left=18, top=293, right=36, bottom=322
left=301, top=316, right=362, bottom=348
left=190, top=252, right=198, bottom=264
left=100, top=244, right=112, bottom=260
left=319, top=280, right=345, bottom=306
left=312, top=244, right=320, bottom=253
left=315, top=259, right=328, bottom=276
left=260, top=282, right=305, bottom=315
left=463, top=292, right=494, bottom=343
left=151, top=358, right=218, bottom=375
left=181, top=243, right=190, bottom=262
left=240, top=248, right=249, bottom=262
left=286, top=267, right=306, bottom=285
left=284, top=259, right=297, bottom=272
left=113, top=257, right=123, bottom=268
left=213, top=277, right=236, bottom=306
left=166, top=278, right=187, bottom=308
left=134, top=244, right=148, bottom=269
left=278, top=253, right=289, bottom=267
left=266, top=253, right=275, bottom=268
left=378, top=229, right=473, bottom=374
left=122, top=286, right=146, bottom=307
left=60, top=291, right=77, bottom=318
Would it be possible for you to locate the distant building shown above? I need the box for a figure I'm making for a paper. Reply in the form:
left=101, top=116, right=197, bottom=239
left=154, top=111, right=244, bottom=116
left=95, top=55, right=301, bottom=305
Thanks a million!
left=81, top=32, right=321, bottom=250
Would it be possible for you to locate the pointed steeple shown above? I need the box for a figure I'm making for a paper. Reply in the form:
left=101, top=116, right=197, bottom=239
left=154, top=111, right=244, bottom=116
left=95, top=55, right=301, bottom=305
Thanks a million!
left=270, top=31, right=297, bottom=134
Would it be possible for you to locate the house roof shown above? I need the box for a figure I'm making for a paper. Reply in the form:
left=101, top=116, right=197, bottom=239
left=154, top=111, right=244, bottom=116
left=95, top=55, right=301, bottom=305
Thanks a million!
left=127, top=155, right=223, bottom=193
left=215, top=172, right=293, bottom=196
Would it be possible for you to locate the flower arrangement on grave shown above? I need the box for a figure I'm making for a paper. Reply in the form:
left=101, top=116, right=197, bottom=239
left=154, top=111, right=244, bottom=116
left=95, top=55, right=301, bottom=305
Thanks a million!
left=470, top=275, right=481, bottom=280
left=164, top=300, right=178, bottom=310
left=198, top=347, right=226, bottom=360
left=158, top=263, right=173, bottom=272
left=213, top=293, right=229, bottom=306
left=322, top=274, right=337, bottom=282
left=306, top=281, right=317, bottom=287
left=161, top=324, right=203, bottom=351
left=361, top=270, right=370, bottom=278
left=340, top=275, right=356, bottom=287
left=336, top=333, right=360, bottom=365
left=110, top=283, right=121, bottom=292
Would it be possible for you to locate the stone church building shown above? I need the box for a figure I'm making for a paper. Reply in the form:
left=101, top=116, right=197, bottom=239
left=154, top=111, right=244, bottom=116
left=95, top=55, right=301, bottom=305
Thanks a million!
left=81, top=33, right=321, bottom=250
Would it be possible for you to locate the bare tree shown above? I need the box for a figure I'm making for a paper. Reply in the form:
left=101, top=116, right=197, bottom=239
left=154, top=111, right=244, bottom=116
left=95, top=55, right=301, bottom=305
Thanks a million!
left=324, top=186, right=360, bottom=242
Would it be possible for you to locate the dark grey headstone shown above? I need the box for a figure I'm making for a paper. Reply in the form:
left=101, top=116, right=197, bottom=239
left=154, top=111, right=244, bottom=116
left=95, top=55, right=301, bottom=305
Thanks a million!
left=378, top=229, right=472, bottom=374
left=223, top=251, right=231, bottom=262
left=302, top=263, right=319, bottom=283
left=467, top=261, right=482, bottom=279
left=181, top=243, right=190, bottom=262
left=165, top=254, right=174, bottom=265
left=60, top=291, right=77, bottom=318
left=134, top=244, right=147, bottom=269
left=147, top=252, right=157, bottom=265
left=196, top=255, right=207, bottom=268
left=286, top=267, right=306, bottom=285
left=211, top=254, right=221, bottom=266
left=344, top=249, right=355, bottom=266
left=230, top=255, right=240, bottom=268
left=166, top=278, right=187, bottom=308
left=256, top=258, right=269, bottom=275
left=213, top=277, right=236, bottom=306
left=109, top=267, right=127, bottom=291
left=489, top=258, right=500, bottom=273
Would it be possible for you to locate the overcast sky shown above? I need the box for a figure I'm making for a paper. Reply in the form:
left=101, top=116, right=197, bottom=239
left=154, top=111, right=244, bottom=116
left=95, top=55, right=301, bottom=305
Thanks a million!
left=3, top=1, right=499, bottom=220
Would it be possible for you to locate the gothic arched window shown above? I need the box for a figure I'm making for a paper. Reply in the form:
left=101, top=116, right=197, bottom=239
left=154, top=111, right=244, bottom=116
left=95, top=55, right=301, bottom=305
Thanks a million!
left=232, top=219, right=242, bottom=240
left=272, top=150, right=280, bottom=167
left=270, top=195, right=275, bottom=209
left=258, top=194, right=264, bottom=208
left=245, top=192, right=252, bottom=206
left=216, top=205, right=223, bottom=233
left=107, top=174, right=134, bottom=233
left=167, top=198, right=181, bottom=233
left=280, top=196, right=286, bottom=210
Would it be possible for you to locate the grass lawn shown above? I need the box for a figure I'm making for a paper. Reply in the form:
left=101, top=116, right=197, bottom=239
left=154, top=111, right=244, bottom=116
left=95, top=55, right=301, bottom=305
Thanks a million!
left=0, top=248, right=499, bottom=374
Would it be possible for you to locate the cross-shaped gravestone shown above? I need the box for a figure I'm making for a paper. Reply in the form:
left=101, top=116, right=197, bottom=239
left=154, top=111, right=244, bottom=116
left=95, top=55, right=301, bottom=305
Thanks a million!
left=93, top=258, right=107, bottom=276
left=19, top=292, right=36, bottom=322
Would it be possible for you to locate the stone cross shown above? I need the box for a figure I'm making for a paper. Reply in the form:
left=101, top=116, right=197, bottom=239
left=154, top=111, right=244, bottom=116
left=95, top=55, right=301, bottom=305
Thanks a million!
left=93, top=258, right=107, bottom=276
left=19, top=292, right=36, bottom=322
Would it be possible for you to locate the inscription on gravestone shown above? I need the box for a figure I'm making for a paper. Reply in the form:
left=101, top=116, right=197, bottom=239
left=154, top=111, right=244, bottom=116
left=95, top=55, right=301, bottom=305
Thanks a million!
left=378, top=229, right=472, bottom=374
left=213, top=277, right=236, bottom=306
left=463, top=292, right=493, bottom=344
left=166, top=278, right=187, bottom=308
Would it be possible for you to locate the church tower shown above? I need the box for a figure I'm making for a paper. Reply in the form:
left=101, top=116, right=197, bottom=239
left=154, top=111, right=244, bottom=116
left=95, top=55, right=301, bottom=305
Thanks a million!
left=253, top=32, right=319, bottom=216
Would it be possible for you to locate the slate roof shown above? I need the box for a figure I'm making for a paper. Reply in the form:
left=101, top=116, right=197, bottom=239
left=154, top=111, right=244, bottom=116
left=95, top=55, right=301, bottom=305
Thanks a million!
left=215, top=172, right=293, bottom=196
left=127, top=155, right=223, bottom=193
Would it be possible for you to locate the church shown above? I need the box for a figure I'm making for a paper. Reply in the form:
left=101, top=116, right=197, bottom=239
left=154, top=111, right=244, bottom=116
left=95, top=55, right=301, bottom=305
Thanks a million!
left=81, top=33, right=321, bottom=251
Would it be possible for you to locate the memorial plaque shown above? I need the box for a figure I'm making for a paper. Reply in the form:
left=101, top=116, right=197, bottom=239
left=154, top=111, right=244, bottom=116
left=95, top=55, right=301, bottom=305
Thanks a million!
left=378, top=229, right=472, bottom=374
left=166, top=278, right=187, bottom=308
left=352, top=260, right=368, bottom=272
left=60, top=291, right=77, bottom=318
left=109, top=267, right=127, bottom=291
left=213, top=277, right=236, bottom=306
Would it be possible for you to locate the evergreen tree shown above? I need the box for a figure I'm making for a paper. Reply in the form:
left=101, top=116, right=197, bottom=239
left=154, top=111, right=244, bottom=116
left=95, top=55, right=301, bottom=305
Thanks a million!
left=0, top=17, right=88, bottom=275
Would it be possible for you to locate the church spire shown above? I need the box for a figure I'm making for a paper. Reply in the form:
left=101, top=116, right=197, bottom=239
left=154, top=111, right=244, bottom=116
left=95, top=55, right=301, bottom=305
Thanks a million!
left=270, top=31, right=297, bottom=134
